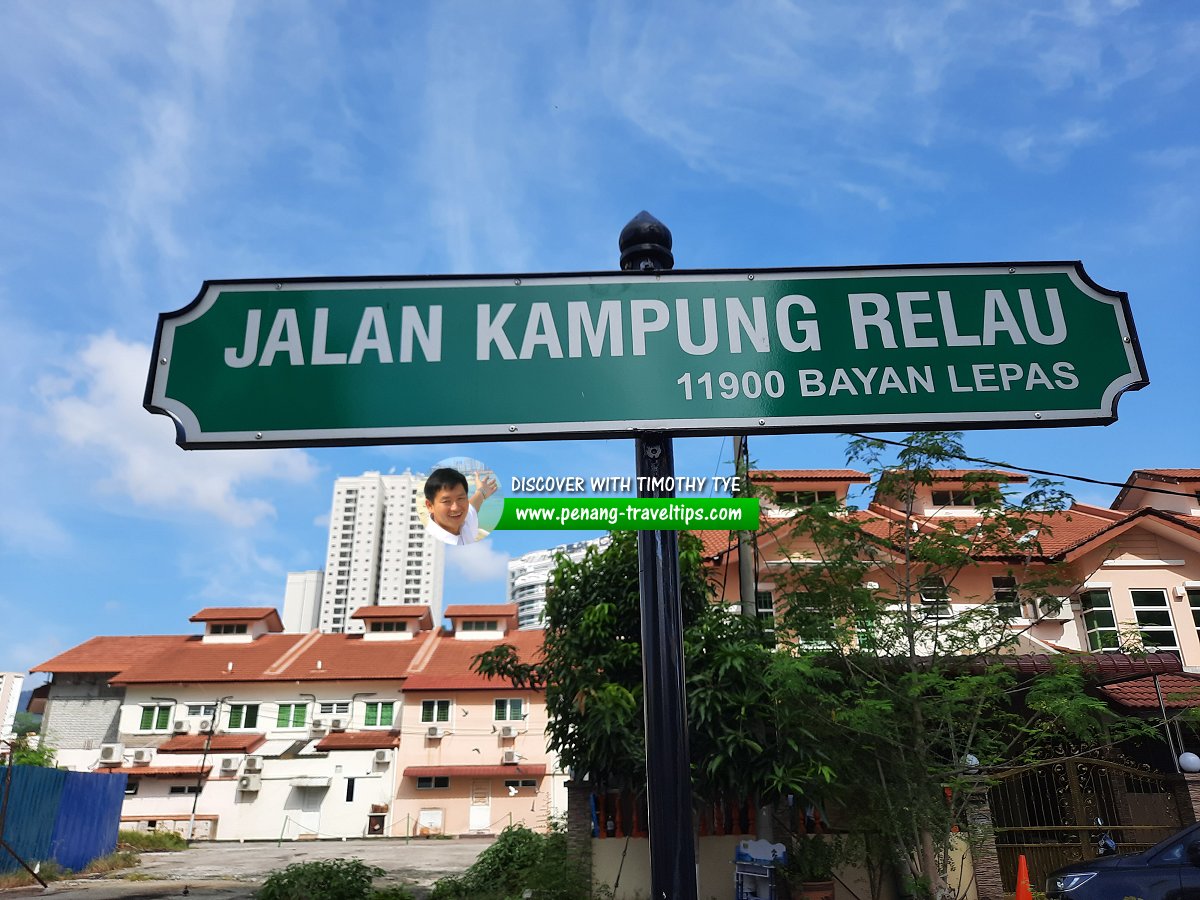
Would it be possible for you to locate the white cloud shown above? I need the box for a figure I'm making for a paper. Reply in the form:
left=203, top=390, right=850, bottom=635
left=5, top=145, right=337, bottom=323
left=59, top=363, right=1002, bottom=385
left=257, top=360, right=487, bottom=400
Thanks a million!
left=179, top=533, right=289, bottom=604
left=447, top=540, right=512, bottom=584
left=1137, top=146, right=1200, bottom=168
left=39, top=332, right=319, bottom=527
left=1002, top=119, right=1102, bottom=169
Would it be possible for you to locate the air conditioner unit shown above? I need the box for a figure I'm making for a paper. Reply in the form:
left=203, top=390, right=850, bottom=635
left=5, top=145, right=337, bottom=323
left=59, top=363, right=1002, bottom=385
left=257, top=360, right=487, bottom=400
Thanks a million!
left=198, top=718, right=214, bottom=733
left=219, top=756, right=238, bottom=771
left=499, top=725, right=518, bottom=739
left=1030, top=597, right=1070, bottom=621
left=330, top=718, right=347, bottom=732
left=502, top=749, right=519, bottom=765
left=310, top=717, right=326, bottom=730
left=238, top=774, right=262, bottom=792
left=244, top=756, right=263, bottom=772
left=172, top=719, right=189, bottom=734
left=98, top=743, right=123, bottom=765
left=426, top=726, right=445, bottom=739
left=131, top=748, right=153, bottom=765
left=373, top=749, right=391, bottom=765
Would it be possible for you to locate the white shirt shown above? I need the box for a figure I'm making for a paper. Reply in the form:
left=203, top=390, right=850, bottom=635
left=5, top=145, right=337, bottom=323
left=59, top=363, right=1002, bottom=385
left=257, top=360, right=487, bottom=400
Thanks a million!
left=426, top=504, right=479, bottom=546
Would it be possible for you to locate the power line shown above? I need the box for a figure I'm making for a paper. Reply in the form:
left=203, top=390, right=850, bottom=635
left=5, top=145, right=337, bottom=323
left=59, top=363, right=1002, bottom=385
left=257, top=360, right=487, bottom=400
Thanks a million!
left=845, top=433, right=1199, bottom=502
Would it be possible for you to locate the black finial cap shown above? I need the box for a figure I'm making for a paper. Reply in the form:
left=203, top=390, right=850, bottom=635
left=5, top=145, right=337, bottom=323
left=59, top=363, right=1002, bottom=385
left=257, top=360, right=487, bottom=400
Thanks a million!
left=619, top=211, right=674, bottom=271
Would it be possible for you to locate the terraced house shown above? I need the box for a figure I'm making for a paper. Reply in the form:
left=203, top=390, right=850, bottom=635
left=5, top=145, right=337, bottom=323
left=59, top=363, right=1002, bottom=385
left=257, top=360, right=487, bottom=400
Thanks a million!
left=699, top=467, right=1200, bottom=896
left=704, top=468, right=1200, bottom=667
left=32, top=603, right=559, bottom=841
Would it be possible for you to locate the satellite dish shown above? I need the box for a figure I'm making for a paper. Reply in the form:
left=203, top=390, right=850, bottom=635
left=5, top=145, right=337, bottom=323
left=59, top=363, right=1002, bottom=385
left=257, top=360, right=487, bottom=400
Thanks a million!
left=508, top=785, right=519, bottom=797
left=1180, top=752, right=1200, bottom=773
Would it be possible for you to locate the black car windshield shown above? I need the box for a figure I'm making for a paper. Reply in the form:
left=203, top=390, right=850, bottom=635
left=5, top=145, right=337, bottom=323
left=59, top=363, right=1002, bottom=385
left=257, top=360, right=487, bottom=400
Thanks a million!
left=1145, top=825, right=1200, bottom=864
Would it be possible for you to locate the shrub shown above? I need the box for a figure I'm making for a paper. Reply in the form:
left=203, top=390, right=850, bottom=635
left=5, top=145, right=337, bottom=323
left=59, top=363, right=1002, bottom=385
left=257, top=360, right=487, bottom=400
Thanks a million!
left=371, top=887, right=416, bottom=900
left=430, top=825, right=589, bottom=900
left=83, top=851, right=141, bottom=874
left=0, top=851, right=140, bottom=890
left=118, top=829, right=188, bottom=851
left=256, top=858, right=386, bottom=900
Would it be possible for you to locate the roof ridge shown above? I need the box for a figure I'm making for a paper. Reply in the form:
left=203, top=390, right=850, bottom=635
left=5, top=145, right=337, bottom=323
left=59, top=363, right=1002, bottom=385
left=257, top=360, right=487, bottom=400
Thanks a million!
left=263, top=630, right=323, bottom=676
left=407, top=629, right=442, bottom=674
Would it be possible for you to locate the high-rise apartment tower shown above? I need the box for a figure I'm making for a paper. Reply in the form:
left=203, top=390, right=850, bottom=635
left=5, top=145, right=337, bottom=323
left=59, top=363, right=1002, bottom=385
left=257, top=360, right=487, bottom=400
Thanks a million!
left=318, top=471, right=445, bottom=633
left=507, top=536, right=610, bottom=629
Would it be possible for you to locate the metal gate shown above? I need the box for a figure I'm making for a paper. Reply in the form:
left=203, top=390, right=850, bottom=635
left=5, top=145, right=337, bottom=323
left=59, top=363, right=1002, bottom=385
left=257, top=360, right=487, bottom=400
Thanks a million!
left=990, top=758, right=1182, bottom=891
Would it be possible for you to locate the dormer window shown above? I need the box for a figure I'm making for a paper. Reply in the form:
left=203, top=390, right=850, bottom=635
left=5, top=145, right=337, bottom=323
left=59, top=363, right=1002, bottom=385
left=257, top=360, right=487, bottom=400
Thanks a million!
left=369, top=621, right=407, bottom=633
left=931, top=490, right=977, bottom=508
left=190, top=607, right=283, bottom=643
left=460, top=620, right=498, bottom=632
left=776, top=490, right=837, bottom=506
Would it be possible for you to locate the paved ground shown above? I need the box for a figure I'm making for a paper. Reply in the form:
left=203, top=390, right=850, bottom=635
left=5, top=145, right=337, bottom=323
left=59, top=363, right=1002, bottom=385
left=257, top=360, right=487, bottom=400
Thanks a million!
left=3, top=837, right=493, bottom=898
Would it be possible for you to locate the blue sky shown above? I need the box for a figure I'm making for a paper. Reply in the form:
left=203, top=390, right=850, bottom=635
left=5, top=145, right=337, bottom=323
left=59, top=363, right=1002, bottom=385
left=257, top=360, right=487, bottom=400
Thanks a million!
left=2, top=1, right=1197, bottom=674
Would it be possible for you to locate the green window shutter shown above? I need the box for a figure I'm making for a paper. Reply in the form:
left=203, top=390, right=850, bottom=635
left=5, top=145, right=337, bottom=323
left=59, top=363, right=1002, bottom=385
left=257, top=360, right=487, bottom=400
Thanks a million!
left=380, top=703, right=393, bottom=726
left=365, top=704, right=378, bottom=727
left=421, top=702, right=433, bottom=723
left=277, top=706, right=290, bottom=727
left=495, top=699, right=506, bottom=721
left=156, top=707, right=170, bottom=730
left=245, top=705, right=258, bottom=728
left=140, top=707, right=154, bottom=730
left=293, top=705, right=306, bottom=728
left=512, top=699, right=522, bottom=720
left=229, top=706, right=243, bottom=729
left=438, top=701, right=450, bottom=722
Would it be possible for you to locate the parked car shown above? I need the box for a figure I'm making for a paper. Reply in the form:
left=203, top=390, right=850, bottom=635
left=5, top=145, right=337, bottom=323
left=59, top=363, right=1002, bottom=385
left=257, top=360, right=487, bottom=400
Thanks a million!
left=1047, top=822, right=1200, bottom=898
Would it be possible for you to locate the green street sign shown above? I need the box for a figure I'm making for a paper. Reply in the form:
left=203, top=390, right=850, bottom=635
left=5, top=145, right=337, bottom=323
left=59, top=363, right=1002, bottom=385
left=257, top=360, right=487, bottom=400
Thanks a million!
left=144, top=263, right=1146, bottom=448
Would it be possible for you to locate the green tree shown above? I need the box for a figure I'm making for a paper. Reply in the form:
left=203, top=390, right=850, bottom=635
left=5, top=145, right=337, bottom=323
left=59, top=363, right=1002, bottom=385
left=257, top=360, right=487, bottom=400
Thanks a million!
left=1, top=733, right=56, bottom=767
left=473, top=530, right=833, bottom=821
left=770, top=432, right=1152, bottom=898
left=12, top=711, right=41, bottom=735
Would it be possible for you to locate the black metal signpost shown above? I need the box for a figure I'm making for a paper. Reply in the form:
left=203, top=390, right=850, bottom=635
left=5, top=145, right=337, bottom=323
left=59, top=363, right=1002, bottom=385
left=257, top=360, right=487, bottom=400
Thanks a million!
left=621, top=213, right=699, bottom=900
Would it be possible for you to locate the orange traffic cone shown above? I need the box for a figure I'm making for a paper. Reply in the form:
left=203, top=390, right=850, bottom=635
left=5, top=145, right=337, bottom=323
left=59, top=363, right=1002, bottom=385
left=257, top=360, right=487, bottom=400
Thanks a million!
left=1015, top=854, right=1033, bottom=900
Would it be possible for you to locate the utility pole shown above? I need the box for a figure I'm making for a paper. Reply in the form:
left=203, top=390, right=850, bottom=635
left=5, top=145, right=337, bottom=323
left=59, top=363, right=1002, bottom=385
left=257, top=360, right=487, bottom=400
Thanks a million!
left=188, top=695, right=232, bottom=842
left=734, top=436, right=757, bottom=624
left=621, top=211, right=698, bottom=900
left=732, top=436, right=772, bottom=841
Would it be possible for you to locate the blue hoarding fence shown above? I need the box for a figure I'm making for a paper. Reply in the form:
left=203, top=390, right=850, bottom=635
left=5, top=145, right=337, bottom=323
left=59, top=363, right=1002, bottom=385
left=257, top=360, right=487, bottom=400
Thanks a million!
left=0, top=764, right=126, bottom=875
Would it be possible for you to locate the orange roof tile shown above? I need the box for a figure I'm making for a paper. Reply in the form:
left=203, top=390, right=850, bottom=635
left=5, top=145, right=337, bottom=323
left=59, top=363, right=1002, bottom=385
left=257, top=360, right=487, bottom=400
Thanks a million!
left=1099, top=673, right=1200, bottom=709
left=107, top=633, right=302, bottom=684
left=1004, top=651, right=1181, bottom=679
left=696, top=530, right=735, bottom=558
left=99, top=766, right=211, bottom=778
left=749, top=469, right=871, bottom=482
left=351, top=605, right=432, bottom=619
left=1068, top=502, right=1125, bottom=522
left=404, top=630, right=543, bottom=691
left=72, top=633, right=425, bottom=684
left=156, top=734, right=266, bottom=754
left=273, top=633, right=425, bottom=681
left=30, top=635, right=191, bottom=674
left=1132, top=469, right=1200, bottom=481
left=190, top=607, right=283, bottom=630
left=315, top=730, right=401, bottom=751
